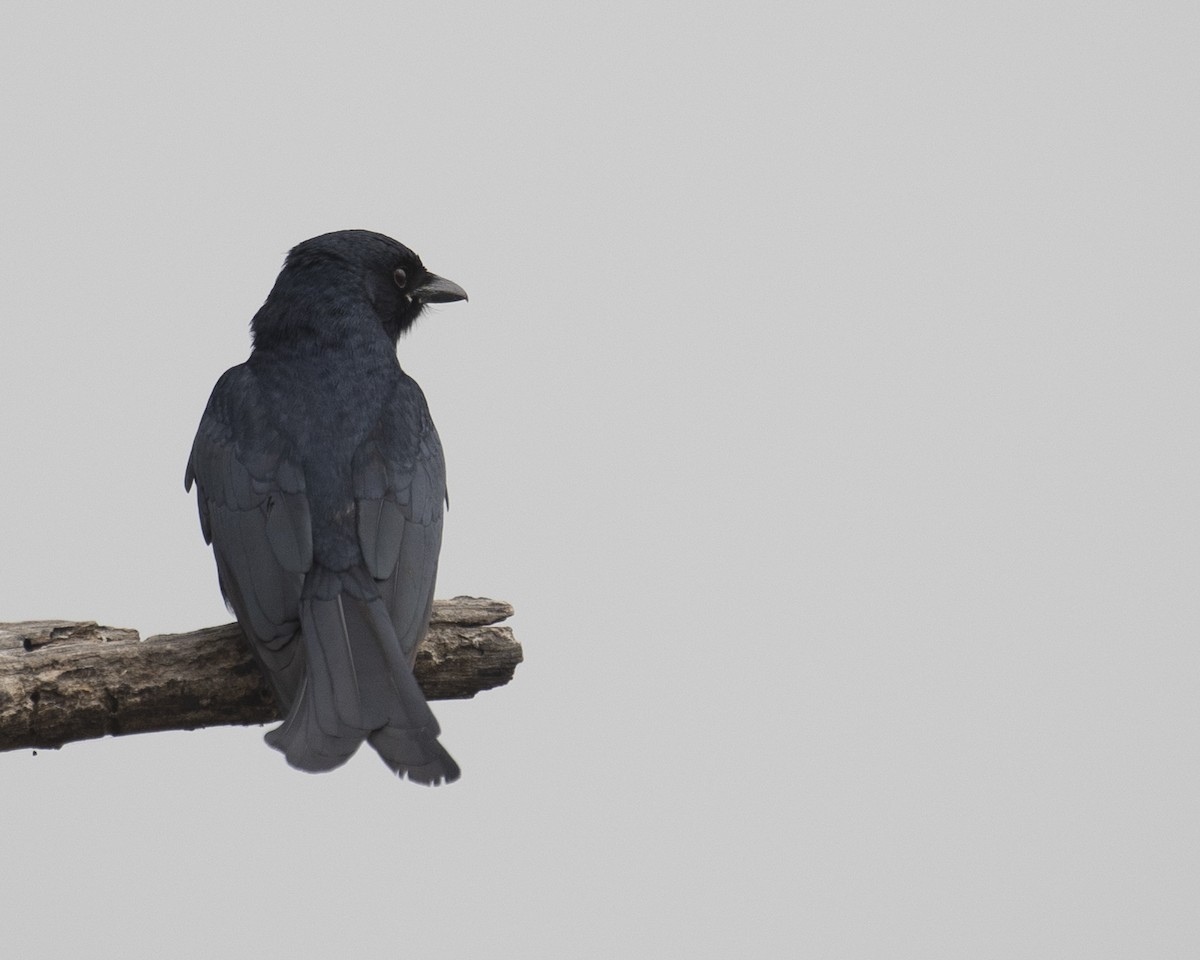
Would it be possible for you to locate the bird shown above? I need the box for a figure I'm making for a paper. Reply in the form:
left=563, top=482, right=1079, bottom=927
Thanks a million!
left=185, top=230, right=468, bottom=784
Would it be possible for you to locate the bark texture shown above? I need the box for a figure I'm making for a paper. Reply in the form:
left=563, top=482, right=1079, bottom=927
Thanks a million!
left=0, top=597, right=520, bottom=752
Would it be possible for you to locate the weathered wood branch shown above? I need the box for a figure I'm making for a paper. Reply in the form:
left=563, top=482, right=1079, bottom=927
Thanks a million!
left=0, top=597, right=520, bottom=753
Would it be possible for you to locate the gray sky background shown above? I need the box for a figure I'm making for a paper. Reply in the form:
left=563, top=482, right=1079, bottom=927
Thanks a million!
left=1, top=3, right=1196, bottom=957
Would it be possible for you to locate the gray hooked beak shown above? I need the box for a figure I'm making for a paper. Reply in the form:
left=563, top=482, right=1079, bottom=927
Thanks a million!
left=412, top=273, right=468, bottom=304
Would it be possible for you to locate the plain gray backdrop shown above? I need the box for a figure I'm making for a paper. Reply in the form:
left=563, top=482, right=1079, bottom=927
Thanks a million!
left=1, top=3, right=1196, bottom=957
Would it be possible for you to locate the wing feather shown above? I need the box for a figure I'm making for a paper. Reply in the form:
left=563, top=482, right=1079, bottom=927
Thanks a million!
left=353, top=376, right=446, bottom=667
left=186, top=365, right=311, bottom=708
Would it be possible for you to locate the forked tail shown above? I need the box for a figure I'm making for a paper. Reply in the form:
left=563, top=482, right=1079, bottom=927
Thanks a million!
left=264, top=568, right=460, bottom=785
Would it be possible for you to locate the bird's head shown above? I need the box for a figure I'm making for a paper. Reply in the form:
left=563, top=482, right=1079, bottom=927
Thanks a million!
left=251, top=230, right=468, bottom=348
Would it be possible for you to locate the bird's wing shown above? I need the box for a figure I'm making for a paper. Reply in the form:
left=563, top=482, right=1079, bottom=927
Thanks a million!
left=185, top=364, right=312, bottom=707
left=352, top=375, right=447, bottom=666
left=343, top=376, right=458, bottom=782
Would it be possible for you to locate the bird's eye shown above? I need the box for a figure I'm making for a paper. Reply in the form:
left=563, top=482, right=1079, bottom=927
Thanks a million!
left=393, top=268, right=408, bottom=289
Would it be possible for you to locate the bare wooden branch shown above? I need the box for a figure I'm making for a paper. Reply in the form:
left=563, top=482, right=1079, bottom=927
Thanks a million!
left=0, top=597, right=520, bottom=753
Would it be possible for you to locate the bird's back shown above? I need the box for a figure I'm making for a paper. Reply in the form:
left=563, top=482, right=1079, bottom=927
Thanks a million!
left=189, top=346, right=455, bottom=782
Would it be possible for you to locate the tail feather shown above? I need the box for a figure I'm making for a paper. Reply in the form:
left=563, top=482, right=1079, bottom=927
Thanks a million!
left=369, top=727, right=461, bottom=785
left=264, top=676, right=361, bottom=772
left=262, top=567, right=457, bottom=783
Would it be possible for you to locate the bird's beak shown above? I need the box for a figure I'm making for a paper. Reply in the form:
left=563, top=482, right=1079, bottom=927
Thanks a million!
left=412, top=274, right=468, bottom=303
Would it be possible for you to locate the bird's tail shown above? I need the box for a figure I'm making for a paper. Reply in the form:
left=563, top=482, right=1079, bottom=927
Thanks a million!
left=264, top=568, right=459, bottom=785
